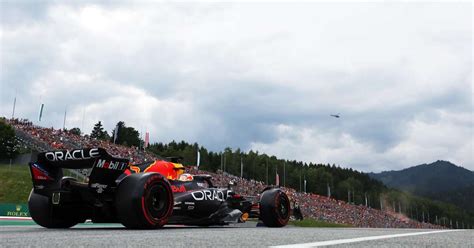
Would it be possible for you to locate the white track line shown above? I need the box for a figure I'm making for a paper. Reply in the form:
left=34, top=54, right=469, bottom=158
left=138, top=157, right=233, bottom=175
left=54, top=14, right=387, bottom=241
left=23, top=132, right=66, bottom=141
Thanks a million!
left=271, top=229, right=460, bottom=248
left=0, top=216, right=32, bottom=220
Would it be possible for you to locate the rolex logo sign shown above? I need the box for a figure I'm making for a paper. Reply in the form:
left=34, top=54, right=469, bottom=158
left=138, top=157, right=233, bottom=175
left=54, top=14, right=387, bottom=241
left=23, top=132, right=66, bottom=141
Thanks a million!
left=0, top=204, right=30, bottom=217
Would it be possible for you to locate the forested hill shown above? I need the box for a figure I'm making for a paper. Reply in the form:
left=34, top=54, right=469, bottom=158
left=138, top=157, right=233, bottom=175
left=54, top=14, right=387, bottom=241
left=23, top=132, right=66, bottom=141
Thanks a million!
left=369, top=161, right=474, bottom=213
left=148, top=140, right=387, bottom=206
left=147, top=141, right=474, bottom=227
left=427, top=185, right=474, bottom=213
left=368, top=161, right=474, bottom=196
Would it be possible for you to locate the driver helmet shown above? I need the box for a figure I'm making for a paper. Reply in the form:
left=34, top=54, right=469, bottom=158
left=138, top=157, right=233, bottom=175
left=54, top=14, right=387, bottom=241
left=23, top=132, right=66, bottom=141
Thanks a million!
left=178, top=173, right=194, bottom=182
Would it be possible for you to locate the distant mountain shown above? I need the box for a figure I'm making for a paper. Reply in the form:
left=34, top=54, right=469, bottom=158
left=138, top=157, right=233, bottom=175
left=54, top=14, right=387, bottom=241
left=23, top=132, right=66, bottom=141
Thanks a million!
left=427, top=184, right=474, bottom=212
left=369, top=160, right=474, bottom=211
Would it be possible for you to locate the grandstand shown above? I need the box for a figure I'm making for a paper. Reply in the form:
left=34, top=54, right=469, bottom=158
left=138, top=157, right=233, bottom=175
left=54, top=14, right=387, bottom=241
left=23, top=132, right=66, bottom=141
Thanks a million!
left=5, top=118, right=442, bottom=229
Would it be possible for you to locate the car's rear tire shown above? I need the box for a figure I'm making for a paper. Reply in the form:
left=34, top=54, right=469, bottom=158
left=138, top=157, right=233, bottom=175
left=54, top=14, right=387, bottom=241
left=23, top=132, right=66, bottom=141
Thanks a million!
left=28, top=189, right=78, bottom=228
left=259, top=188, right=290, bottom=227
left=115, top=173, right=173, bottom=229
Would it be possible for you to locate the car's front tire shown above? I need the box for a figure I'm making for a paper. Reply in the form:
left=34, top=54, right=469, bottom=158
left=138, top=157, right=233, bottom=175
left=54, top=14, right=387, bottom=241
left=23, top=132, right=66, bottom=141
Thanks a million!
left=259, top=188, right=290, bottom=227
left=115, top=173, right=173, bottom=229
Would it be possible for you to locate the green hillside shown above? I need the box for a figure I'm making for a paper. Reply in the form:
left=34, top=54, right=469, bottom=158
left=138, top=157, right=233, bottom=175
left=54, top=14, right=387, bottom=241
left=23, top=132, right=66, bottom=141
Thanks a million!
left=0, top=164, right=80, bottom=204
left=369, top=161, right=474, bottom=213
left=0, top=165, right=32, bottom=203
left=369, top=161, right=474, bottom=195
left=426, top=185, right=474, bottom=212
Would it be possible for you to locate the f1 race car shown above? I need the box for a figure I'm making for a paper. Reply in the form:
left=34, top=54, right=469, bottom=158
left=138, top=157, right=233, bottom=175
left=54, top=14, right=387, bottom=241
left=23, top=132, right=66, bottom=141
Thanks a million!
left=27, top=148, right=291, bottom=229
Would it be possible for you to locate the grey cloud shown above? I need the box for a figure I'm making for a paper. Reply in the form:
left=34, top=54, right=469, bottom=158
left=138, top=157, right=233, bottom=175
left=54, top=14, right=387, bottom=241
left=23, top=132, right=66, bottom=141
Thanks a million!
left=0, top=1, right=49, bottom=25
left=0, top=2, right=471, bottom=171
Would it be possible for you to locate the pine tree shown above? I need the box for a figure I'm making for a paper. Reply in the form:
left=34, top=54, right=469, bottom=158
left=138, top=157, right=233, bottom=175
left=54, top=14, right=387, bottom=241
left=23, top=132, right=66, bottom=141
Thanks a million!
left=90, top=121, right=108, bottom=140
left=68, top=127, right=81, bottom=135
left=0, top=120, right=19, bottom=159
left=110, top=121, right=139, bottom=147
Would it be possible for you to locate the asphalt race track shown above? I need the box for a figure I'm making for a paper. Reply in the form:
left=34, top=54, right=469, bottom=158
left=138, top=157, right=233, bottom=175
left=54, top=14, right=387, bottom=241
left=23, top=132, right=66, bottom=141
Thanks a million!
left=1, top=222, right=473, bottom=247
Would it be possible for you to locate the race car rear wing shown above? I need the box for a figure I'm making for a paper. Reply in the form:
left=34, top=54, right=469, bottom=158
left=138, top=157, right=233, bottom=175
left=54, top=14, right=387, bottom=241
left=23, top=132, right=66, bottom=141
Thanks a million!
left=29, top=148, right=130, bottom=193
left=36, top=148, right=128, bottom=169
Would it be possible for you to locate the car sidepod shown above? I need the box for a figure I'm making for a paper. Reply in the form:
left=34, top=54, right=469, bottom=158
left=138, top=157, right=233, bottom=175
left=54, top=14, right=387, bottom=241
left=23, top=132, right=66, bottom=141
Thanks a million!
left=167, top=181, right=244, bottom=226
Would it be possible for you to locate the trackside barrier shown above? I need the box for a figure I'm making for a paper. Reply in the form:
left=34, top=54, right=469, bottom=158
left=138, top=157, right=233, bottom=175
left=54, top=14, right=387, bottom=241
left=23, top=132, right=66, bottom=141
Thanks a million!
left=0, top=204, right=30, bottom=217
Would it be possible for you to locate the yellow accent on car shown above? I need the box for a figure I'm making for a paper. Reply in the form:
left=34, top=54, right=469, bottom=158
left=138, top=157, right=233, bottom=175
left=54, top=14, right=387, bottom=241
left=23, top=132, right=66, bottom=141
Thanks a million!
left=143, top=161, right=158, bottom=172
left=129, top=165, right=141, bottom=173
left=241, top=213, right=249, bottom=221
left=172, top=163, right=185, bottom=177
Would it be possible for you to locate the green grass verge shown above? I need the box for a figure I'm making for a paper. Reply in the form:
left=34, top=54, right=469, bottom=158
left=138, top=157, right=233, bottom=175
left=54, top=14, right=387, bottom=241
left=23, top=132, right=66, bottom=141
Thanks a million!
left=290, top=219, right=352, bottom=228
left=0, top=164, right=32, bottom=204
left=0, top=164, right=81, bottom=204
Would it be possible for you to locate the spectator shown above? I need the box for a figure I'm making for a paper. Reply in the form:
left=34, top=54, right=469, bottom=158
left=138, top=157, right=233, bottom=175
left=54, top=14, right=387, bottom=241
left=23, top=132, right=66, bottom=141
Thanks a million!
left=7, top=118, right=443, bottom=229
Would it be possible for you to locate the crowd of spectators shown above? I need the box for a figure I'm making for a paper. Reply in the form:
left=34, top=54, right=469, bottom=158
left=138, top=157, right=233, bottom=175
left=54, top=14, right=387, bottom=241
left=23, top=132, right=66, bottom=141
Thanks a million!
left=284, top=190, right=440, bottom=228
left=7, top=118, right=442, bottom=229
left=8, top=118, right=157, bottom=163
left=187, top=167, right=441, bottom=229
left=11, top=118, right=69, bottom=150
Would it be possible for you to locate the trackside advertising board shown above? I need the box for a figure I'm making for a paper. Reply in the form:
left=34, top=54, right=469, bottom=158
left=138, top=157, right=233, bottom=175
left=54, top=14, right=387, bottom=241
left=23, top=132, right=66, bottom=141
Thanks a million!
left=0, top=204, right=30, bottom=217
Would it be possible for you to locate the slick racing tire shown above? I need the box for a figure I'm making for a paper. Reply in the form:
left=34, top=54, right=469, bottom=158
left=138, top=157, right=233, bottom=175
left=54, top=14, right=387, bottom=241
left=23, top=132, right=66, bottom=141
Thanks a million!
left=28, top=189, right=78, bottom=228
left=259, top=188, right=290, bottom=227
left=115, top=173, right=173, bottom=229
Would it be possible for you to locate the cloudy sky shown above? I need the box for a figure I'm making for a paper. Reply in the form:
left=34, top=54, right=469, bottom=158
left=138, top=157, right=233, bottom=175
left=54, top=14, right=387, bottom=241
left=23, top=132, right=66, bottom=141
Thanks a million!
left=0, top=2, right=472, bottom=172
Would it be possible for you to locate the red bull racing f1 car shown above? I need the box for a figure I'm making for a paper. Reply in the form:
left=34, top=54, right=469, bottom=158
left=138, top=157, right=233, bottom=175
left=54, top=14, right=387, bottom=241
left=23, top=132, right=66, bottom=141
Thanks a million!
left=27, top=148, right=291, bottom=229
